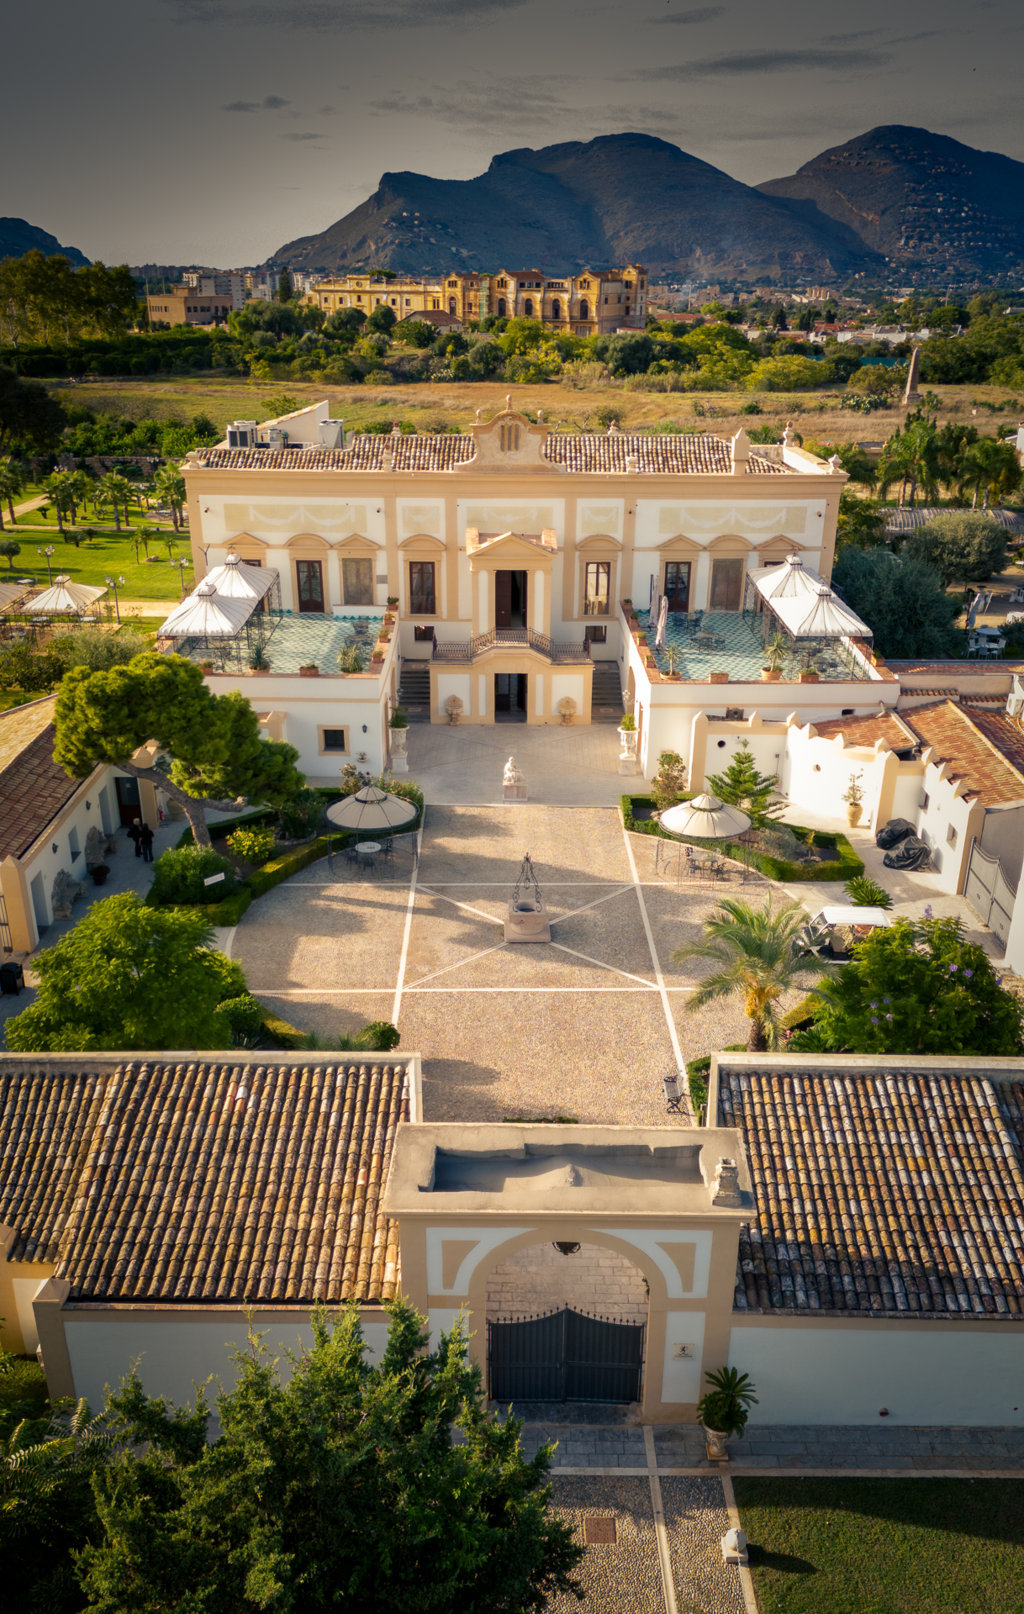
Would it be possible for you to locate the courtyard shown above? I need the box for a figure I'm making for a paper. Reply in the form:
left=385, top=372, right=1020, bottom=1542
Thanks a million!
left=229, top=803, right=776, bottom=1124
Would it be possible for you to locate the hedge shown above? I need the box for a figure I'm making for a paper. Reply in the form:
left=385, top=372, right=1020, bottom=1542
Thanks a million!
left=685, top=1044, right=746, bottom=1121
left=620, top=796, right=863, bottom=882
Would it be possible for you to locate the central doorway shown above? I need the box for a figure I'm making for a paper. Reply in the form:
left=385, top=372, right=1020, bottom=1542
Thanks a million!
left=488, top=1309, right=645, bottom=1403
left=494, top=673, right=527, bottom=721
left=495, top=570, right=527, bottom=629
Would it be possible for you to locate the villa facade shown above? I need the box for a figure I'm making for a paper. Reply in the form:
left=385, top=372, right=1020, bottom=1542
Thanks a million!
left=306, top=266, right=648, bottom=335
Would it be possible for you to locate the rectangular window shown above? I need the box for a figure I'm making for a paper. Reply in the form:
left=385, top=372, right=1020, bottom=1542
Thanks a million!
left=583, top=560, right=611, bottom=616
left=319, top=727, right=349, bottom=754
left=409, top=560, right=436, bottom=614
left=342, top=556, right=374, bottom=605
left=295, top=559, right=325, bottom=613
left=946, top=824, right=958, bottom=847
left=709, top=557, right=745, bottom=612
left=68, top=827, right=81, bottom=860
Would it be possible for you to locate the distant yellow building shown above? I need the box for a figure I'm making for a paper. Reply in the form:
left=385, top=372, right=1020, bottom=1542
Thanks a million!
left=308, top=266, right=648, bottom=336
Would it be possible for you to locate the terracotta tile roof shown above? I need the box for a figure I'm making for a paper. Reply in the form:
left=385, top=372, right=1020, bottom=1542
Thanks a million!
left=900, top=700, right=1024, bottom=804
left=0, top=1056, right=409, bottom=1305
left=193, top=432, right=789, bottom=476
left=811, top=709, right=916, bottom=749
left=0, top=703, right=83, bottom=861
left=720, top=1069, right=1024, bottom=1317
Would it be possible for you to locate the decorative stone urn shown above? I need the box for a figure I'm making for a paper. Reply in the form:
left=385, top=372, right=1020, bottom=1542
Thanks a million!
left=617, top=725, right=639, bottom=776
left=846, top=801, right=863, bottom=827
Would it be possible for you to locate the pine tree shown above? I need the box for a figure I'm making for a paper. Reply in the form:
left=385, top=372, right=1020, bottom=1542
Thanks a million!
left=707, top=739, right=782, bottom=829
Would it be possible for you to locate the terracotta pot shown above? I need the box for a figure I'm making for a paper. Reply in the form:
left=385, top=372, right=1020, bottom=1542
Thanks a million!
left=703, top=1425, right=730, bottom=1463
left=761, top=668, right=781, bottom=682
left=298, top=666, right=319, bottom=677
left=799, top=670, right=820, bottom=683
left=709, top=670, right=729, bottom=684
left=846, top=802, right=863, bottom=827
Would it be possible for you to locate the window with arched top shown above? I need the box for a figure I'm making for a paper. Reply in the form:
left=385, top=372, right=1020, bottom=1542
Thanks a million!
left=497, top=297, right=507, bottom=317
left=579, top=299, right=589, bottom=321
left=552, top=299, right=561, bottom=319
left=499, top=423, right=521, bottom=453
left=449, top=298, right=456, bottom=315
left=524, top=298, right=533, bottom=317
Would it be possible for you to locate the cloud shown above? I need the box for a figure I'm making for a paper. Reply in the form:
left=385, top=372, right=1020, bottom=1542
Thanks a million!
left=650, top=5, right=725, bottom=24
left=170, top=0, right=528, bottom=29
left=623, top=47, right=891, bottom=81
left=282, top=131, right=323, bottom=141
left=222, top=93, right=291, bottom=112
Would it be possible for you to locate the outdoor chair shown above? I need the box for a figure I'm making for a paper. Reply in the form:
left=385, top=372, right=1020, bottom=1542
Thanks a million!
left=662, top=1073, right=683, bottom=1113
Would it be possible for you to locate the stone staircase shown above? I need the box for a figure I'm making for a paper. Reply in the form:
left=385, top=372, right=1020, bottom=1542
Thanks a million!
left=590, top=659, right=624, bottom=722
left=398, top=661, right=431, bottom=719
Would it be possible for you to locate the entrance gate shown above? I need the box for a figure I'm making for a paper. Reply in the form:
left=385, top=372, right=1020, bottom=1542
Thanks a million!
left=488, top=1308, right=645, bottom=1403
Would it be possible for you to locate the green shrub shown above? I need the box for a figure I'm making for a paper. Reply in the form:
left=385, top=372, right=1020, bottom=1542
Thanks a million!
left=619, top=798, right=862, bottom=881
left=148, top=845, right=236, bottom=906
left=686, top=1056, right=710, bottom=1118
left=276, top=788, right=326, bottom=840
left=356, top=1020, right=401, bottom=1051
left=217, top=993, right=266, bottom=1045
left=227, top=826, right=276, bottom=865
left=0, top=1353, right=49, bottom=1439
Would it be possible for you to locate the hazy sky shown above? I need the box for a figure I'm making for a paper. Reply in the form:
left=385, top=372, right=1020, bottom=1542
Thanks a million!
left=5, top=0, right=1022, bottom=267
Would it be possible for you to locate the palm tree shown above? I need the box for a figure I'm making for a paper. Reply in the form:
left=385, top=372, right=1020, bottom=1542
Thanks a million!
left=154, top=465, right=187, bottom=531
left=957, top=437, right=1022, bottom=510
left=875, top=418, right=941, bottom=508
left=672, top=895, right=826, bottom=1051
left=42, top=471, right=75, bottom=534
left=98, top=472, right=132, bottom=531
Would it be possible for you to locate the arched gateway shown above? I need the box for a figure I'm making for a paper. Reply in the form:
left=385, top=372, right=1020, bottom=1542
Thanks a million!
left=384, top=1122, right=751, bottom=1422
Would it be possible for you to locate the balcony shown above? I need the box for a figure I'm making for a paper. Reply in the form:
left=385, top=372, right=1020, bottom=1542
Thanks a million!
left=432, top=628, right=589, bottom=664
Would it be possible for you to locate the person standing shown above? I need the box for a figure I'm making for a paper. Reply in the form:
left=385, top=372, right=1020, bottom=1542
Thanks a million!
left=127, top=818, right=143, bottom=858
left=139, top=822, right=155, bottom=864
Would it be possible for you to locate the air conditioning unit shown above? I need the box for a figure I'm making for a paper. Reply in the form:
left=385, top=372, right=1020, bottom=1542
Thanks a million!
left=226, top=420, right=257, bottom=449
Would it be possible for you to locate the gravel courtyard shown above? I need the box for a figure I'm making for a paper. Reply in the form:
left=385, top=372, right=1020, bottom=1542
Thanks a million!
left=231, top=803, right=779, bottom=1126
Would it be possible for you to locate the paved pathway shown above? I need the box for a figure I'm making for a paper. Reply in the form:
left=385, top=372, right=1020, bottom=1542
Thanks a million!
left=506, top=1414, right=1024, bottom=1613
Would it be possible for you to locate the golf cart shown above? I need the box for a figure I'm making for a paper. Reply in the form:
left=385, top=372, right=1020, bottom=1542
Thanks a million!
left=795, top=904, right=893, bottom=963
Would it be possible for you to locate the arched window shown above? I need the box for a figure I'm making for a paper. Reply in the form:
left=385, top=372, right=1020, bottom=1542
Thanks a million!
left=449, top=297, right=457, bottom=316
left=552, top=299, right=561, bottom=319
left=524, top=298, right=534, bottom=317
left=497, top=297, right=507, bottom=317
left=579, top=299, right=589, bottom=321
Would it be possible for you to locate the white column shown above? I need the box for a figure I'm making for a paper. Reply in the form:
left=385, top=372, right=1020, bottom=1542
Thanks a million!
left=694, top=552, right=712, bottom=611
left=533, top=570, right=546, bottom=633
left=477, top=570, right=489, bottom=635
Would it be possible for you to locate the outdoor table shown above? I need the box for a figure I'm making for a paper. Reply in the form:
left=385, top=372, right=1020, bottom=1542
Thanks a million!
left=356, top=840, right=382, bottom=870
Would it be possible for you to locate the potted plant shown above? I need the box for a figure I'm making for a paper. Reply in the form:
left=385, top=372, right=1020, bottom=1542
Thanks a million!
left=298, top=662, right=320, bottom=677
left=389, top=705, right=409, bottom=729
left=664, top=647, right=681, bottom=680
left=708, top=670, right=729, bottom=684
left=90, top=864, right=110, bottom=887
left=386, top=595, right=398, bottom=608
left=696, top=1367, right=757, bottom=1462
left=248, top=645, right=270, bottom=674
left=617, top=710, right=638, bottom=760
left=761, top=630, right=788, bottom=682
left=842, top=771, right=865, bottom=827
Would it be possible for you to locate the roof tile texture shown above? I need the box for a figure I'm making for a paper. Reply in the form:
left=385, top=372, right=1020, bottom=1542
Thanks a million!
left=0, top=721, right=83, bottom=861
left=901, top=700, right=1024, bottom=804
left=0, top=1058, right=409, bottom=1304
left=811, top=710, right=916, bottom=749
left=195, top=432, right=788, bottom=476
left=721, top=1071, right=1024, bottom=1317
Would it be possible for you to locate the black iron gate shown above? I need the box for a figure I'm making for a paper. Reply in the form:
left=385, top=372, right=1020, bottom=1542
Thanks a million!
left=488, top=1308, right=645, bottom=1404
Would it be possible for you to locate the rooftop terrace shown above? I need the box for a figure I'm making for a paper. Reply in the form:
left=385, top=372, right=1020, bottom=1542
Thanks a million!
left=637, top=608, right=873, bottom=684
left=179, top=613, right=383, bottom=675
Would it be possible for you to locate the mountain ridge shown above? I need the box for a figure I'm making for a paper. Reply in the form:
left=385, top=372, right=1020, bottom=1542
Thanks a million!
left=0, top=218, right=90, bottom=267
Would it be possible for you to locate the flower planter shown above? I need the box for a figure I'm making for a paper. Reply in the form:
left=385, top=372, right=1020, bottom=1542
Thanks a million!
left=708, top=671, right=729, bottom=684
left=298, top=666, right=320, bottom=677
left=90, top=864, right=110, bottom=887
left=799, top=670, right=820, bottom=683
left=761, top=668, right=781, bottom=682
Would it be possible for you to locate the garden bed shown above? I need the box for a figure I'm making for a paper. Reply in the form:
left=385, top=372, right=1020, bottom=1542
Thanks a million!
left=621, top=795, right=863, bottom=883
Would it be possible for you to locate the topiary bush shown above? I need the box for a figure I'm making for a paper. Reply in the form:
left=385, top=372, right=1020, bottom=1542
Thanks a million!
left=355, top=1020, right=401, bottom=1051
left=217, top=993, right=266, bottom=1046
left=148, top=845, right=236, bottom=906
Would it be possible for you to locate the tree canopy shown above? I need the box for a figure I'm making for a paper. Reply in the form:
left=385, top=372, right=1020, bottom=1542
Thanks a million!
left=790, top=916, right=1024, bottom=1056
left=3, top=894, right=247, bottom=1052
left=903, top=509, right=1008, bottom=586
left=10, top=1303, right=582, bottom=1614
left=707, top=740, right=783, bottom=830
left=0, top=365, right=66, bottom=453
left=673, top=894, right=824, bottom=1050
left=54, top=652, right=305, bottom=847
left=831, top=547, right=960, bottom=660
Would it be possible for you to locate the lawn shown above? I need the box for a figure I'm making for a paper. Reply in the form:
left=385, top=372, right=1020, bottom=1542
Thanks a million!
left=735, top=1477, right=1024, bottom=1614
left=1, top=522, right=189, bottom=601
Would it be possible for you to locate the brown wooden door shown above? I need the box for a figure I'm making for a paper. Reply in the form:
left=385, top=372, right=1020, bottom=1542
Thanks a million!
left=663, top=562, right=691, bottom=613
left=296, top=559, right=325, bottom=613
left=495, top=570, right=512, bottom=628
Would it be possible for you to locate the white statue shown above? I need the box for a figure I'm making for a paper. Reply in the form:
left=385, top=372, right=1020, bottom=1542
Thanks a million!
left=503, top=755, right=522, bottom=786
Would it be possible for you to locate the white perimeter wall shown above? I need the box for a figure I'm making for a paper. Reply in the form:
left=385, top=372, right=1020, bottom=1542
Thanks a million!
left=64, top=1313, right=390, bottom=1412
left=732, top=1322, right=1024, bottom=1425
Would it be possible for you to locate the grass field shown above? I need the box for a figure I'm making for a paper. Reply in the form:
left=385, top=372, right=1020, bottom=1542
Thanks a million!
left=2, top=524, right=189, bottom=600
left=735, top=1477, right=1024, bottom=1614
left=54, top=376, right=1024, bottom=452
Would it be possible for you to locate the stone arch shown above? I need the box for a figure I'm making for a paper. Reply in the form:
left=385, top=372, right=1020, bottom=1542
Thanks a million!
left=284, top=532, right=330, bottom=550
left=471, top=1227, right=663, bottom=1327
left=497, top=296, right=507, bottom=317
left=551, top=298, right=561, bottom=320
left=579, top=299, right=589, bottom=321
left=523, top=297, right=534, bottom=318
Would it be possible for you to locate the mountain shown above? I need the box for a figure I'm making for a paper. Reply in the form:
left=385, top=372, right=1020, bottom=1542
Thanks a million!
left=758, top=126, right=1024, bottom=280
left=0, top=218, right=89, bottom=266
left=268, top=132, right=876, bottom=280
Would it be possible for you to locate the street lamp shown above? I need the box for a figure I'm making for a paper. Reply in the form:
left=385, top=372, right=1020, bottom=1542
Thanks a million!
left=176, top=557, right=192, bottom=598
left=37, top=545, right=55, bottom=583
left=105, top=574, right=127, bottom=624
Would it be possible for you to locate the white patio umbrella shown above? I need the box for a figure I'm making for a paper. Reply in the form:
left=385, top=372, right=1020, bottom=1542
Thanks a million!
left=658, top=793, right=751, bottom=839
left=787, top=586, right=871, bottom=640
left=158, top=581, right=255, bottom=638
left=0, top=580, right=32, bottom=611
left=202, top=554, right=278, bottom=602
left=748, top=555, right=825, bottom=601
left=23, top=574, right=107, bottom=616
left=325, top=785, right=417, bottom=834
